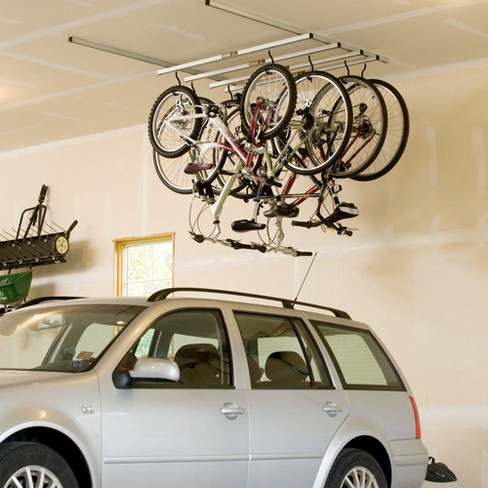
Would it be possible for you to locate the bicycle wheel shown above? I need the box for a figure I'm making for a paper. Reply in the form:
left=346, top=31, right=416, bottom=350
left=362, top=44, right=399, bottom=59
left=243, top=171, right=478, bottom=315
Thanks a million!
left=352, top=79, right=409, bottom=181
left=153, top=148, right=225, bottom=195
left=152, top=98, right=222, bottom=194
left=240, top=63, right=297, bottom=142
left=282, top=70, right=353, bottom=175
left=328, top=75, right=387, bottom=178
left=148, top=85, right=203, bottom=158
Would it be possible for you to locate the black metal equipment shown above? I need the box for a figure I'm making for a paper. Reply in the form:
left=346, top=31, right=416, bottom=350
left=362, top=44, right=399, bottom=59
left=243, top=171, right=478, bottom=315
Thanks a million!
left=0, top=185, right=78, bottom=271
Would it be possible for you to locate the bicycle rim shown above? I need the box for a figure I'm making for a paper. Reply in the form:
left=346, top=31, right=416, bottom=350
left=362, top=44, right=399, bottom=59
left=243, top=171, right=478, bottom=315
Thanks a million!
left=283, top=70, right=353, bottom=175
left=328, top=76, right=387, bottom=178
left=152, top=98, right=223, bottom=194
left=148, top=85, right=203, bottom=158
left=240, top=63, right=297, bottom=141
left=352, top=79, right=409, bottom=181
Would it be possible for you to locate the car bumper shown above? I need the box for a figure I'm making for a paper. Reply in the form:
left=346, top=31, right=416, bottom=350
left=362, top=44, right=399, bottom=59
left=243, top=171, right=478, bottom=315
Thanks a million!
left=390, top=439, right=429, bottom=488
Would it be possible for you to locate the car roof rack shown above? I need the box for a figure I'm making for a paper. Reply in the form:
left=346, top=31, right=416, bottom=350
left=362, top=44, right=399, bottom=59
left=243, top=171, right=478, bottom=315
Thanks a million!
left=147, top=287, right=351, bottom=319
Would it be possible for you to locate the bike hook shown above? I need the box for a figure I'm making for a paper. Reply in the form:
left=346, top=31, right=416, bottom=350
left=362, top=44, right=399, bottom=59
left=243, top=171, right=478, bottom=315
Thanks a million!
left=307, top=55, right=315, bottom=72
left=175, top=71, right=182, bottom=86
left=267, top=50, right=275, bottom=64
left=361, top=63, right=367, bottom=78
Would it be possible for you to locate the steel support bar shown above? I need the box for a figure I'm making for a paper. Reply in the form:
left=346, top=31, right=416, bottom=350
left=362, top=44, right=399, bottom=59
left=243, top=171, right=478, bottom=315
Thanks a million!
left=68, top=36, right=171, bottom=67
left=156, top=33, right=313, bottom=75
left=184, top=42, right=341, bottom=82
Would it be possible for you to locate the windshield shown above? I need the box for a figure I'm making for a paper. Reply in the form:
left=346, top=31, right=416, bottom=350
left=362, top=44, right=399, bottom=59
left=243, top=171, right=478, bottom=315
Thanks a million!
left=0, top=304, right=145, bottom=372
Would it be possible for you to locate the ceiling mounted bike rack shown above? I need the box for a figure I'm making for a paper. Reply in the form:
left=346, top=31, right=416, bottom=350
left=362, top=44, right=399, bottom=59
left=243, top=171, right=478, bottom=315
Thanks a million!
left=156, top=0, right=388, bottom=90
left=68, top=1, right=388, bottom=89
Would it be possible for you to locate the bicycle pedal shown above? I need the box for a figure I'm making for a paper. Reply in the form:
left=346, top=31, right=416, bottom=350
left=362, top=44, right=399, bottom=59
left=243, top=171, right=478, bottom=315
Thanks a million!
left=231, top=219, right=267, bottom=232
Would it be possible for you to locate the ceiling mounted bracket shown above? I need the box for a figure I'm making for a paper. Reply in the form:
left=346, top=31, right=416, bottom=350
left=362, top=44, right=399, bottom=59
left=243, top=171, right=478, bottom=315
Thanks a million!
left=156, top=0, right=388, bottom=87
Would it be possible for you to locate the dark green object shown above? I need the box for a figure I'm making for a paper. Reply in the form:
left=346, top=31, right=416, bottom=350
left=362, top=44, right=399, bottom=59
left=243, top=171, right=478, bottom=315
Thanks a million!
left=0, top=271, right=33, bottom=305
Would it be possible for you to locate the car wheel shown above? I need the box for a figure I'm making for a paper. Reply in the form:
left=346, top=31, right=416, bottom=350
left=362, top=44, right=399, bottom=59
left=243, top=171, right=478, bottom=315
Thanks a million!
left=325, top=448, right=388, bottom=488
left=0, top=442, right=79, bottom=488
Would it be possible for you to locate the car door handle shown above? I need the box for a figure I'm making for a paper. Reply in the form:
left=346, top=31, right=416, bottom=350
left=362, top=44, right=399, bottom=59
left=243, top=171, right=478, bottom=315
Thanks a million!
left=220, top=401, right=245, bottom=420
left=323, top=401, right=342, bottom=417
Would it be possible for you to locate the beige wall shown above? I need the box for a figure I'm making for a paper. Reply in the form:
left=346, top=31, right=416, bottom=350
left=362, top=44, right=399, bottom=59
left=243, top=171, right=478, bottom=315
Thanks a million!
left=0, top=63, right=486, bottom=487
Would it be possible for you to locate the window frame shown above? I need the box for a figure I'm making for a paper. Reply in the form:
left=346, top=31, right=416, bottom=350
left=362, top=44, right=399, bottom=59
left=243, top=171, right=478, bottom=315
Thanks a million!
left=234, top=310, right=332, bottom=389
left=127, top=307, right=234, bottom=389
left=113, top=232, right=174, bottom=297
left=311, top=320, right=406, bottom=391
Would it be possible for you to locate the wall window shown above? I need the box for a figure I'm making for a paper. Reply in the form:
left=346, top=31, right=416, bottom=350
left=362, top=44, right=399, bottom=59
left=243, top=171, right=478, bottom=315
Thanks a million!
left=114, top=233, right=174, bottom=297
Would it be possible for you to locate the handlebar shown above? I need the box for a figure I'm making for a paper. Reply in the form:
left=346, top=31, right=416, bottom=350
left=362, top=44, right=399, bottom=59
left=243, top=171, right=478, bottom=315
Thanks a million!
left=225, top=239, right=267, bottom=253
left=292, top=220, right=321, bottom=228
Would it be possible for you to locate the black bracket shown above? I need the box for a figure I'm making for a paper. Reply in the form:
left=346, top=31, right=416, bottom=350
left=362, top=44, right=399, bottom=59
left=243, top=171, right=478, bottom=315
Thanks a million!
left=0, top=185, right=78, bottom=271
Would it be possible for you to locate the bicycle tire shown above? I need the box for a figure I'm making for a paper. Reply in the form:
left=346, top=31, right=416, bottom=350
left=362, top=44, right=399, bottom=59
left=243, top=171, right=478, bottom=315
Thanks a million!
left=352, top=79, right=409, bottom=181
left=240, top=63, right=297, bottom=141
left=152, top=98, right=222, bottom=194
left=282, top=70, right=353, bottom=175
left=148, top=85, right=203, bottom=158
left=328, top=75, right=387, bottom=178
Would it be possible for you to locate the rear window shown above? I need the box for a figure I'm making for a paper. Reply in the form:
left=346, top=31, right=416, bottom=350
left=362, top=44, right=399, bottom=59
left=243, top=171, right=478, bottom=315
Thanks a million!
left=312, top=321, right=405, bottom=391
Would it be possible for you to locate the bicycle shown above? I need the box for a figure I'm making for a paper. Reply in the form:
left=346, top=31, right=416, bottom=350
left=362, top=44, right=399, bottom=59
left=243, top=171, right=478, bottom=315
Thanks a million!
left=352, top=78, right=409, bottom=181
left=148, top=64, right=355, bottom=192
left=147, top=64, right=405, bottom=256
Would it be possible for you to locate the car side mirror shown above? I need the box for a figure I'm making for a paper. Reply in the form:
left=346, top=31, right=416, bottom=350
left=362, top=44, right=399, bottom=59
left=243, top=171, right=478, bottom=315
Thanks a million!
left=129, top=357, right=180, bottom=382
left=113, top=357, right=180, bottom=389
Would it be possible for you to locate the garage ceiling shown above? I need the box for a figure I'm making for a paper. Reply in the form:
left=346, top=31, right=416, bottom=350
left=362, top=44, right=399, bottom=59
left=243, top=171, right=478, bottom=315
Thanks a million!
left=0, top=0, right=486, bottom=154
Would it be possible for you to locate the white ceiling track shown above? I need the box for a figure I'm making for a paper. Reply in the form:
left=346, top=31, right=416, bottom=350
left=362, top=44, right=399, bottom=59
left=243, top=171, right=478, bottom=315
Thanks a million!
left=156, top=1, right=388, bottom=88
left=68, top=1, right=388, bottom=89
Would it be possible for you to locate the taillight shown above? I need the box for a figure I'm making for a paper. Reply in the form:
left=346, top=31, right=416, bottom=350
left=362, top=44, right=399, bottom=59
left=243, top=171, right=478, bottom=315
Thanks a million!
left=410, top=396, right=422, bottom=439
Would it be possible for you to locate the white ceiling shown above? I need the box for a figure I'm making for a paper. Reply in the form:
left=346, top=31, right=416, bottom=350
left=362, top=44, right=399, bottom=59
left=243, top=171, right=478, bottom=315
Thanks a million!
left=0, top=0, right=487, bottom=154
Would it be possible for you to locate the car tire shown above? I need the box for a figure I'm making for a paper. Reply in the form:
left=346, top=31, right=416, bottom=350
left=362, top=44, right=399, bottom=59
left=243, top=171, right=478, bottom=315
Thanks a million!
left=325, top=448, right=387, bottom=488
left=0, top=441, right=79, bottom=488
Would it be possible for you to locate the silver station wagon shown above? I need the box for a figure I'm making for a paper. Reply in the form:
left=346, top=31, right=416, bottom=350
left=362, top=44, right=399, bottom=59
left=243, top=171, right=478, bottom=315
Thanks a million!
left=0, top=288, right=428, bottom=487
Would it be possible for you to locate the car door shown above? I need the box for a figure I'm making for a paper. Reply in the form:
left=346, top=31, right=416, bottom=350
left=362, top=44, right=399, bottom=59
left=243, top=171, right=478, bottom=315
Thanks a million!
left=234, top=311, right=350, bottom=488
left=100, top=308, right=249, bottom=487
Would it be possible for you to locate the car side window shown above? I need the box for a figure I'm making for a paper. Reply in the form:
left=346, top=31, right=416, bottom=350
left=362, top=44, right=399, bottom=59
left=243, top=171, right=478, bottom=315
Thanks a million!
left=312, top=321, right=405, bottom=391
left=133, top=308, right=232, bottom=388
left=234, top=312, right=331, bottom=388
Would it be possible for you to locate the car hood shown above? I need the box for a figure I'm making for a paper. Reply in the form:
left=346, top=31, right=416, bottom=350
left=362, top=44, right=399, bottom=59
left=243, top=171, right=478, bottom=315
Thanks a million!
left=0, top=369, right=72, bottom=388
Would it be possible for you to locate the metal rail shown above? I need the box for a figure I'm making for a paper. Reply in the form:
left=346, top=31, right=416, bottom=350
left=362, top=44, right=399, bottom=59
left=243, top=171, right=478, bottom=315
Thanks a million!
left=156, top=1, right=388, bottom=88
left=147, top=287, right=351, bottom=319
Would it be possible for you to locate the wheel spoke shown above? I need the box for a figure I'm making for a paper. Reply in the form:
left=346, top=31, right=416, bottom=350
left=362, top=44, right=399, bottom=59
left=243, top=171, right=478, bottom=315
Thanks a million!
left=7, top=466, right=63, bottom=488
left=343, top=466, right=379, bottom=488
left=10, top=475, right=24, bottom=488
